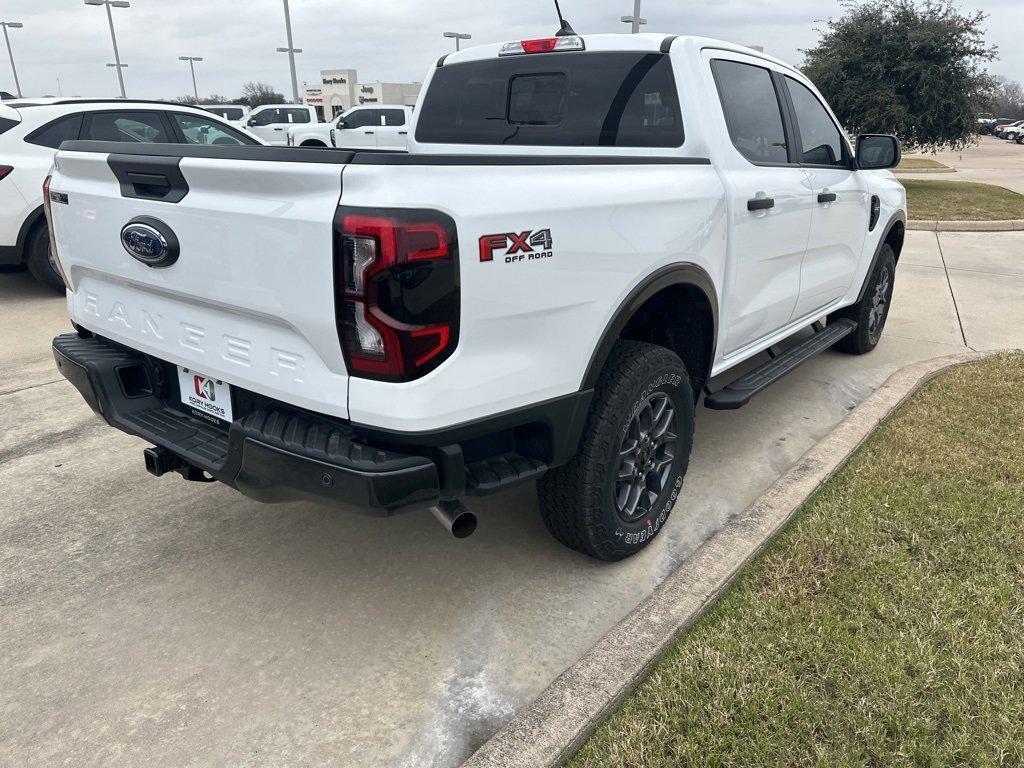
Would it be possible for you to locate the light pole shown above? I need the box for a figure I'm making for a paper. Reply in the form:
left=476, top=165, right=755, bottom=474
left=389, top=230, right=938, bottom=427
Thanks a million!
left=277, top=0, right=301, bottom=103
left=620, top=0, right=647, bottom=33
left=0, top=21, right=23, bottom=98
left=443, top=31, right=472, bottom=52
left=84, top=0, right=129, bottom=99
left=179, top=56, right=203, bottom=103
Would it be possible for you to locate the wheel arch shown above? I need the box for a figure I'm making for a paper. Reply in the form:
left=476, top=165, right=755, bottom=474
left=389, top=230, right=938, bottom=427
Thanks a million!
left=855, top=213, right=906, bottom=304
left=16, top=205, right=46, bottom=260
left=300, top=139, right=327, bottom=147
left=581, top=264, right=719, bottom=395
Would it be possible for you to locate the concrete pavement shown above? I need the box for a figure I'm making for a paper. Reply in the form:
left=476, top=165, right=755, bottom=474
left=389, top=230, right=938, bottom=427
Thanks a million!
left=1, top=231, right=1022, bottom=767
left=898, top=135, right=1024, bottom=194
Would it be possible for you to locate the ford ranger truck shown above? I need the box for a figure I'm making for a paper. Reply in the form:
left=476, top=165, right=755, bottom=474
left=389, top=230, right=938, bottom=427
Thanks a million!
left=47, top=34, right=906, bottom=561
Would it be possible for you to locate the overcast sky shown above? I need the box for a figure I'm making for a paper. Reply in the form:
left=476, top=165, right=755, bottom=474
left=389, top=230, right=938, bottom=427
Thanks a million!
left=2, top=0, right=1021, bottom=101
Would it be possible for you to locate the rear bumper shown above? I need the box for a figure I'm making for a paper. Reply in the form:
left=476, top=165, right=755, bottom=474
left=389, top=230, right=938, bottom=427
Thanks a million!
left=53, top=332, right=440, bottom=514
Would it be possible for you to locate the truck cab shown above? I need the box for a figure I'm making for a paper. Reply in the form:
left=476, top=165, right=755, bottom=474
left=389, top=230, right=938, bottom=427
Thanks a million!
left=243, top=104, right=318, bottom=145
left=288, top=105, right=413, bottom=150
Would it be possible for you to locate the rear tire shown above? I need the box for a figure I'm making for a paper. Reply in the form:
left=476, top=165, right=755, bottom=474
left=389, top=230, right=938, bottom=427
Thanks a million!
left=301, top=140, right=327, bottom=148
left=25, top=222, right=65, bottom=294
left=538, top=341, right=694, bottom=561
left=830, top=245, right=896, bottom=355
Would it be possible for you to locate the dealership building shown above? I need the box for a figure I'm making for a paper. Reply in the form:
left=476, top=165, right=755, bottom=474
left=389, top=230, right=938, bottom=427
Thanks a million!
left=303, top=69, right=421, bottom=120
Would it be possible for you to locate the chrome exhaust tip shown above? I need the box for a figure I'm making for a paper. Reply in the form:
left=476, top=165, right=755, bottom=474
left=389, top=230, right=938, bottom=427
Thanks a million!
left=431, top=500, right=477, bottom=539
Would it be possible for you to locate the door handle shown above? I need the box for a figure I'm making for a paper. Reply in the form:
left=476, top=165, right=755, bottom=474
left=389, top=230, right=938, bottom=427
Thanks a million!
left=273, top=127, right=284, bottom=131
left=364, top=131, right=374, bottom=135
left=747, top=197, right=775, bottom=211
left=398, top=131, right=408, bottom=135
left=817, top=192, right=837, bottom=203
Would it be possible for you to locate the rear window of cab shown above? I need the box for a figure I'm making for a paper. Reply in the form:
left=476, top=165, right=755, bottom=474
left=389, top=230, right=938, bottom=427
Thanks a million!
left=415, top=52, right=683, bottom=148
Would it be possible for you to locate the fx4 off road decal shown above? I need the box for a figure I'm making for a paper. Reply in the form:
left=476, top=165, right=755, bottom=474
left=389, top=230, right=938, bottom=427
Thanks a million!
left=479, top=229, right=554, bottom=263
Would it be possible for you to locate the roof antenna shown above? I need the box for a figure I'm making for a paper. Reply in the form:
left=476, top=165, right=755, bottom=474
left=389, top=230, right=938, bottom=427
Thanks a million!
left=553, top=0, right=577, bottom=36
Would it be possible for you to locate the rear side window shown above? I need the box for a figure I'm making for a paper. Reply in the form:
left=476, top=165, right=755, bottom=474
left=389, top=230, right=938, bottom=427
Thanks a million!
left=202, top=106, right=246, bottom=121
left=84, top=112, right=172, bottom=143
left=172, top=113, right=256, bottom=146
left=416, top=52, right=684, bottom=147
left=784, top=76, right=846, bottom=166
left=25, top=114, right=83, bottom=148
left=711, top=59, right=789, bottom=165
left=284, top=108, right=311, bottom=124
left=0, top=116, right=19, bottom=136
left=380, top=109, right=406, bottom=127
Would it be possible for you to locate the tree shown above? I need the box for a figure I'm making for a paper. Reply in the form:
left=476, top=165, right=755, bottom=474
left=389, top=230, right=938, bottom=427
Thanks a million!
left=171, top=93, right=231, bottom=106
left=238, top=81, right=287, bottom=109
left=801, top=0, right=996, bottom=151
left=986, top=76, right=1024, bottom=119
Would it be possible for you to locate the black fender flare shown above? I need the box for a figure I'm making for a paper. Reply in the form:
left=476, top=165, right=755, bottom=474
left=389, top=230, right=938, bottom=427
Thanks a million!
left=580, top=263, right=719, bottom=390
left=855, top=212, right=906, bottom=304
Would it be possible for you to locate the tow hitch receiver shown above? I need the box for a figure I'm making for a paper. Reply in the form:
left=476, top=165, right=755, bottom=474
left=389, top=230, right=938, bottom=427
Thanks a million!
left=144, top=446, right=215, bottom=482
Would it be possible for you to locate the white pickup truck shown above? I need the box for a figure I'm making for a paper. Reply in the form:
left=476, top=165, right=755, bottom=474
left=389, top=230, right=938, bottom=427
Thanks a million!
left=287, top=104, right=414, bottom=150
left=47, top=34, right=905, bottom=561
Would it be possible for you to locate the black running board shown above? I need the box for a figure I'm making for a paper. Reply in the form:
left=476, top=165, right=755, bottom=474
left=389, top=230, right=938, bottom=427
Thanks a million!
left=704, top=319, right=856, bottom=410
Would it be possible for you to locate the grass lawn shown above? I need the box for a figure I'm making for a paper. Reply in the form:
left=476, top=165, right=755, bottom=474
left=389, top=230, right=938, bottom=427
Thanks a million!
left=570, top=353, right=1024, bottom=768
left=904, top=179, right=1024, bottom=221
left=896, top=157, right=951, bottom=171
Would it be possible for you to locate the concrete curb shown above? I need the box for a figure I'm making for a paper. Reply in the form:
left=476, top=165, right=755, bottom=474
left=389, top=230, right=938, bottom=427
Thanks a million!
left=907, top=219, right=1024, bottom=232
left=895, top=167, right=956, bottom=174
left=462, top=350, right=992, bottom=768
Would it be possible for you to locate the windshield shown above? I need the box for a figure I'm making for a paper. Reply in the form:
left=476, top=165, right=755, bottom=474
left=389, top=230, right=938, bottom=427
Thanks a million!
left=415, top=51, right=684, bottom=147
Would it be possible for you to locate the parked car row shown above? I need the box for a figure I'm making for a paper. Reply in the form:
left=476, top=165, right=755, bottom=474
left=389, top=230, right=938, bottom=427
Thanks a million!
left=995, top=119, right=1024, bottom=144
left=979, top=116, right=1024, bottom=142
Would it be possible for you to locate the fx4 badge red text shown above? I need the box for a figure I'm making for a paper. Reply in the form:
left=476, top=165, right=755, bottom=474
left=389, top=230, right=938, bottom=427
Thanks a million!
left=479, top=229, right=554, bottom=263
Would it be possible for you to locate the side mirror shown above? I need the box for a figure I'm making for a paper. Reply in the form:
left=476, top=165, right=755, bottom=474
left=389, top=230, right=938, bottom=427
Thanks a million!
left=247, top=118, right=257, bottom=127
left=856, top=134, right=901, bottom=170
left=336, top=119, right=349, bottom=130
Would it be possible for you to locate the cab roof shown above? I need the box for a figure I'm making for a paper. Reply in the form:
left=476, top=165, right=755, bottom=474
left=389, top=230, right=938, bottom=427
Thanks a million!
left=440, top=33, right=799, bottom=76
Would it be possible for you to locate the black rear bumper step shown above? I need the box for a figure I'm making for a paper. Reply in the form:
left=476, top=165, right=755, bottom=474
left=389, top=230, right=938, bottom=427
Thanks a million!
left=52, top=333, right=440, bottom=514
left=704, top=319, right=856, bottom=410
left=465, top=453, right=548, bottom=495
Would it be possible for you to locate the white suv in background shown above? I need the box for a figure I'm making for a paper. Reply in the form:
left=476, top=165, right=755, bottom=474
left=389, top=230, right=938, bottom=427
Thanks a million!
left=287, top=105, right=413, bottom=150
left=0, top=98, right=262, bottom=291
left=242, top=104, right=319, bottom=145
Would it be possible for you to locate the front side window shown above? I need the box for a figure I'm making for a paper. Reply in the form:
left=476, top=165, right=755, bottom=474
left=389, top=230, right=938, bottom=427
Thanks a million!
left=711, top=59, right=789, bottom=165
left=249, top=108, right=280, bottom=127
left=172, top=113, right=256, bottom=146
left=416, top=52, right=684, bottom=147
left=84, top=112, right=171, bottom=143
left=784, top=77, right=846, bottom=166
left=341, top=109, right=377, bottom=129
left=26, top=114, right=83, bottom=148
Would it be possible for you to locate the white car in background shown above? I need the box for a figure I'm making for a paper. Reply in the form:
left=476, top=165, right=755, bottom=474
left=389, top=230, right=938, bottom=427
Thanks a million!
left=287, top=105, right=413, bottom=150
left=200, top=104, right=250, bottom=122
left=0, top=98, right=263, bottom=291
left=241, top=104, right=319, bottom=145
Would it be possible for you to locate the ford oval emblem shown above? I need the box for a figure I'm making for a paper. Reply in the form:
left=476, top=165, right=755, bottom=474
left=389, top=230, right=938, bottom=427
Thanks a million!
left=121, top=217, right=179, bottom=268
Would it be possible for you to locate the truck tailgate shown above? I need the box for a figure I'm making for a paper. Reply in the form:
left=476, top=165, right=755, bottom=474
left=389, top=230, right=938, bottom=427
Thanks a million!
left=49, top=148, right=350, bottom=419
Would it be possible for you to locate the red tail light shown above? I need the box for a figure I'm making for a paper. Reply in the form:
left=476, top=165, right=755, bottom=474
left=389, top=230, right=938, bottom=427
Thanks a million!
left=0, top=165, right=13, bottom=181
left=335, top=208, right=459, bottom=382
